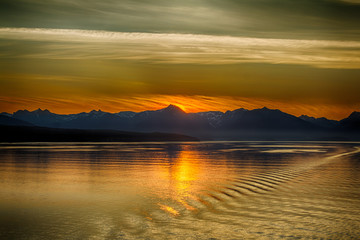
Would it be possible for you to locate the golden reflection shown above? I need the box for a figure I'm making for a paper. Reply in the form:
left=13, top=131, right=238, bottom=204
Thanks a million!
left=152, top=146, right=207, bottom=213
left=172, top=149, right=199, bottom=192
left=0, top=143, right=238, bottom=217
left=1, top=143, right=360, bottom=238
left=149, top=144, right=240, bottom=215
left=170, top=148, right=200, bottom=209
left=158, top=204, right=179, bottom=216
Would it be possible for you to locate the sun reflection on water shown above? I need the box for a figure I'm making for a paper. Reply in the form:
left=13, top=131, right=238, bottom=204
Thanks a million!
left=1, top=142, right=359, bottom=239
left=171, top=149, right=201, bottom=211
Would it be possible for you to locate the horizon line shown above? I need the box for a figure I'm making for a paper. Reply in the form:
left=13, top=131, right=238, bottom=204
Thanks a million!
left=2, top=104, right=357, bottom=121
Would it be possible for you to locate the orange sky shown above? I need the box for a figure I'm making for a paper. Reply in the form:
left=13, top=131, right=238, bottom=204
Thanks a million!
left=1, top=4, right=360, bottom=120
left=1, top=95, right=357, bottom=120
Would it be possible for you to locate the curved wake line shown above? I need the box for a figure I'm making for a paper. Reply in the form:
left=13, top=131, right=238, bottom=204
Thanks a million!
left=296, top=146, right=360, bottom=171
left=155, top=147, right=360, bottom=218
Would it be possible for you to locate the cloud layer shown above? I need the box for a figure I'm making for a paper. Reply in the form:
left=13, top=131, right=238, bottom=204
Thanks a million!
left=1, top=1, right=359, bottom=118
left=1, top=0, right=360, bottom=40
left=1, top=28, right=360, bottom=68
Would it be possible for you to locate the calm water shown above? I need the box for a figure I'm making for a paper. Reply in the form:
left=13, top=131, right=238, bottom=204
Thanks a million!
left=0, top=141, right=360, bottom=239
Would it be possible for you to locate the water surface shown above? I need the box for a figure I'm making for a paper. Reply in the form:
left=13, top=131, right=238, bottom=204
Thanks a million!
left=0, top=141, right=360, bottom=239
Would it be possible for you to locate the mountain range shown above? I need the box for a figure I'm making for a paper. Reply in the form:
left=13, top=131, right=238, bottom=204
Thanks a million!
left=1, top=105, right=360, bottom=140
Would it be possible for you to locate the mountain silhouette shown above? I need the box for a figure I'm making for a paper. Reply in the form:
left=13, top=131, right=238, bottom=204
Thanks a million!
left=221, top=107, right=316, bottom=130
left=62, top=110, right=133, bottom=130
left=340, top=111, right=360, bottom=130
left=2, top=105, right=360, bottom=140
left=194, top=111, right=223, bottom=128
left=133, top=104, right=211, bottom=132
left=12, top=108, right=65, bottom=127
left=299, top=115, right=339, bottom=129
left=0, top=115, right=33, bottom=126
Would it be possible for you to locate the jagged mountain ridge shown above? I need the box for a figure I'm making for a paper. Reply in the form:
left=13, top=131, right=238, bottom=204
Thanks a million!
left=2, top=105, right=360, bottom=135
left=221, top=107, right=317, bottom=130
left=340, top=111, right=360, bottom=130
left=299, top=115, right=339, bottom=129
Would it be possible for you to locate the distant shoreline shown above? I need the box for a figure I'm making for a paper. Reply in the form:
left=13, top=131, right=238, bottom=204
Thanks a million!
left=0, top=125, right=199, bottom=142
left=2, top=124, right=360, bottom=142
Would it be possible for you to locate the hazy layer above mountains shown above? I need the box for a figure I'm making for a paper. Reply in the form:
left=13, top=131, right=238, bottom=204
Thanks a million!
left=1, top=105, right=360, bottom=140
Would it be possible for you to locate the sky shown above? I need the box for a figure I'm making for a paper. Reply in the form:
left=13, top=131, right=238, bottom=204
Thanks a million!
left=0, top=0, right=360, bottom=120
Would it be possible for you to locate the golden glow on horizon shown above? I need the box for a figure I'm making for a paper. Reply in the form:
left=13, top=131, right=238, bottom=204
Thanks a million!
left=0, top=95, right=358, bottom=120
left=1, top=13, right=360, bottom=125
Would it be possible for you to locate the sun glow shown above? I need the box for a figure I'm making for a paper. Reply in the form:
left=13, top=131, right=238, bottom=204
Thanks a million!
left=1, top=95, right=356, bottom=120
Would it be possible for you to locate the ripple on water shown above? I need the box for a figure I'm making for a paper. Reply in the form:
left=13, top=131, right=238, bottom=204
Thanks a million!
left=0, top=142, right=359, bottom=239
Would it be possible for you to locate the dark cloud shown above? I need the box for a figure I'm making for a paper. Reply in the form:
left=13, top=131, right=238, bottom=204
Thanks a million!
left=210, top=0, right=360, bottom=38
left=0, top=0, right=359, bottom=40
left=0, top=0, right=359, bottom=118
